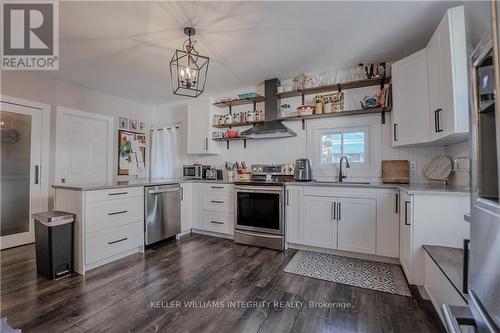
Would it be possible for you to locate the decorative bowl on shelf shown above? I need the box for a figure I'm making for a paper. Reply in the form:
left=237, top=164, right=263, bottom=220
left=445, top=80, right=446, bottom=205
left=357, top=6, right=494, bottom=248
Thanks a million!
left=297, top=105, right=315, bottom=116
left=225, top=130, right=239, bottom=138
left=238, top=92, right=259, bottom=99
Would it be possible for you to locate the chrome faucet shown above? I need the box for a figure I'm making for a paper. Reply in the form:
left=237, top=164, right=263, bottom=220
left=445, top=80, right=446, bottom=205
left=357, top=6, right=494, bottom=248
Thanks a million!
left=338, top=156, right=350, bottom=182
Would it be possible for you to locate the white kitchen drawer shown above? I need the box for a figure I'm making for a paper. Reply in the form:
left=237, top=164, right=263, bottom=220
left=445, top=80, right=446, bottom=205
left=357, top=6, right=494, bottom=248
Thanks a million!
left=85, top=197, right=143, bottom=233
left=202, top=212, right=234, bottom=235
left=85, top=222, right=143, bottom=265
left=202, top=183, right=234, bottom=194
left=85, top=187, right=143, bottom=203
left=202, top=191, right=234, bottom=213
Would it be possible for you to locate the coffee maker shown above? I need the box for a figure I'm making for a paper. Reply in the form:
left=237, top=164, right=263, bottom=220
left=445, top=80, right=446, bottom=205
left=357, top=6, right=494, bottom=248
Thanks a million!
left=294, top=158, right=312, bottom=181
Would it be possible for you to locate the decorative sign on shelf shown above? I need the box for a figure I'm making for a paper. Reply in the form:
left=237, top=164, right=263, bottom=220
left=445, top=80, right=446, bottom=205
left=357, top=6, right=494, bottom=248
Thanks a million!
left=118, top=130, right=146, bottom=176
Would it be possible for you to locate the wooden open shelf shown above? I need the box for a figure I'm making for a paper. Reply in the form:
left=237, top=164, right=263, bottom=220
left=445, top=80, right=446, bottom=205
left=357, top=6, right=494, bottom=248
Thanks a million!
left=212, top=121, right=264, bottom=129
left=277, top=77, right=391, bottom=98
left=279, top=107, right=391, bottom=122
left=213, top=95, right=265, bottom=108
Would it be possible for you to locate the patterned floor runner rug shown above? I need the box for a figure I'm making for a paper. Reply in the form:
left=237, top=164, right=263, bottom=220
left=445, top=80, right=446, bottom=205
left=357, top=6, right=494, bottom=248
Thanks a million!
left=284, top=251, right=411, bottom=297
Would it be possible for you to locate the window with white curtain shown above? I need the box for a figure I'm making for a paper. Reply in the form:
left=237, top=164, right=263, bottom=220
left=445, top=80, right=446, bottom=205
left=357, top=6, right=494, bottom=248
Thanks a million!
left=151, top=126, right=178, bottom=179
left=320, top=129, right=367, bottom=165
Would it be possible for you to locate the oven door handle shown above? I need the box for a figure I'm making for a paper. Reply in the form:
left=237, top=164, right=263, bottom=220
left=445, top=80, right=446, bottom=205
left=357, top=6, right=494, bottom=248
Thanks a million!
left=235, top=230, right=284, bottom=239
left=235, top=186, right=284, bottom=193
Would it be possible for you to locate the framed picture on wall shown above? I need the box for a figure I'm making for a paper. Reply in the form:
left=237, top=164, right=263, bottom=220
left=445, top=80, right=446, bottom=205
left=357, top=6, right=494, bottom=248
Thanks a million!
left=139, top=121, right=145, bottom=131
left=119, top=116, right=128, bottom=129
left=129, top=119, right=138, bottom=131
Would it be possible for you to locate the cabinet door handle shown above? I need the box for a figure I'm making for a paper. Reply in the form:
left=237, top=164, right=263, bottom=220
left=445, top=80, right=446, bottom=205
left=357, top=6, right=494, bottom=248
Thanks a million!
left=108, top=210, right=127, bottom=216
left=210, top=220, right=224, bottom=225
left=404, top=201, right=410, bottom=225
left=108, top=237, right=128, bottom=245
left=393, top=124, right=398, bottom=141
left=435, top=109, right=443, bottom=133
left=338, top=202, right=341, bottom=221
left=34, top=165, right=39, bottom=184
left=180, top=187, right=184, bottom=201
left=109, top=192, right=128, bottom=196
left=211, top=186, right=224, bottom=189
left=211, top=200, right=224, bottom=204
left=286, top=190, right=290, bottom=206
left=205, top=138, right=208, bottom=150
left=332, top=202, right=336, bottom=220
left=395, top=193, right=399, bottom=214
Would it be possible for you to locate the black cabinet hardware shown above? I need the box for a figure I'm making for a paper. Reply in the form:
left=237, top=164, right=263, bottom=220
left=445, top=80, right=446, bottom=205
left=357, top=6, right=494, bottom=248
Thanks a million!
left=108, top=237, right=127, bottom=245
left=211, top=200, right=224, bottom=204
left=393, top=124, right=398, bottom=141
left=210, top=220, right=224, bottom=225
left=34, top=165, right=39, bottom=184
left=211, top=186, right=224, bottom=189
left=395, top=193, right=399, bottom=213
left=108, top=210, right=127, bottom=216
left=404, top=201, right=410, bottom=225
left=109, top=192, right=128, bottom=196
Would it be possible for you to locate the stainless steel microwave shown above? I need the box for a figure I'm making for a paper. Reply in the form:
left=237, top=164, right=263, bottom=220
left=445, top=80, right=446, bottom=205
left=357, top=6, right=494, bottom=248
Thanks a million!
left=183, top=165, right=210, bottom=179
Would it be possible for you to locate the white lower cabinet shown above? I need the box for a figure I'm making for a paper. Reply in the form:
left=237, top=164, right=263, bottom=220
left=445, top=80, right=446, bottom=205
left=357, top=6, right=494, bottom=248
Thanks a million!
left=302, top=195, right=338, bottom=249
left=190, top=183, right=235, bottom=236
left=287, top=186, right=399, bottom=258
left=54, top=187, right=145, bottom=274
left=180, top=182, right=193, bottom=233
left=398, top=190, right=470, bottom=285
left=285, top=186, right=301, bottom=244
left=337, top=197, right=376, bottom=254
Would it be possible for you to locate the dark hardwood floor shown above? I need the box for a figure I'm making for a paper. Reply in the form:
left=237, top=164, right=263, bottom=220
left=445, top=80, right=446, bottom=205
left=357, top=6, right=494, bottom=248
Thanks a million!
left=1, top=234, right=444, bottom=333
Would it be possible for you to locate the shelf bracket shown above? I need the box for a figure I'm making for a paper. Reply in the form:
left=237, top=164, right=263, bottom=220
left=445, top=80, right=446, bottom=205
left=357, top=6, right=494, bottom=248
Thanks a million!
left=228, top=105, right=232, bottom=115
left=338, top=84, right=342, bottom=93
left=226, top=140, right=230, bottom=150
left=381, top=108, right=386, bottom=124
left=302, top=118, right=306, bottom=130
left=301, top=92, right=305, bottom=105
left=243, top=139, right=247, bottom=149
left=253, top=101, right=257, bottom=111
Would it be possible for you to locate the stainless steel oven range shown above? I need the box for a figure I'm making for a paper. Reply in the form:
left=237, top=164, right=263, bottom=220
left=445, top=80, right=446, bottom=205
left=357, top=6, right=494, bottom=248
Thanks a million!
left=234, top=164, right=294, bottom=251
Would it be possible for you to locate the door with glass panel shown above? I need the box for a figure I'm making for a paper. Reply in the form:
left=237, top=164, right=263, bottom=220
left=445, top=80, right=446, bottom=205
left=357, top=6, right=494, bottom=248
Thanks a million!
left=0, top=102, right=42, bottom=249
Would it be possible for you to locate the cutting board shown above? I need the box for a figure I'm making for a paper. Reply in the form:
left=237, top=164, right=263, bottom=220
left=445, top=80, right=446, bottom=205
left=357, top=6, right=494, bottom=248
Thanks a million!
left=382, top=160, right=409, bottom=183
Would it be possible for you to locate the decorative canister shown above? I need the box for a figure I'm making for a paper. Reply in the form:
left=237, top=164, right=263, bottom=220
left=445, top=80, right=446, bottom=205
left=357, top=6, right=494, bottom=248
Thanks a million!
left=218, top=115, right=225, bottom=125
left=323, top=96, right=332, bottom=113
left=225, top=114, right=233, bottom=125
left=232, top=113, right=240, bottom=124
left=246, top=111, right=255, bottom=122
left=315, top=96, right=323, bottom=114
left=212, top=115, right=219, bottom=126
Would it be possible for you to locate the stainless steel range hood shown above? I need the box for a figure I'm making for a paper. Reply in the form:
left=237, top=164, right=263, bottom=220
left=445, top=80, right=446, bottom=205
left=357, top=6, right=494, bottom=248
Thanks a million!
left=241, top=79, right=296, bottom=139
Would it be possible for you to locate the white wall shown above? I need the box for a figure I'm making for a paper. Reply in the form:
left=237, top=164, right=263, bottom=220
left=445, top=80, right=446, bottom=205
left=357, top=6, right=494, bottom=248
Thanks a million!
left=1, top=71, right=154, bottom=205
left=152, top=83, right=471, bottom=185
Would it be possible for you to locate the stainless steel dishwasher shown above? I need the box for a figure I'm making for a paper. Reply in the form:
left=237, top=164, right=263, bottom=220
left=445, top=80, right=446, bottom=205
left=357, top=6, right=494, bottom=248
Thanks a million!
left=144, top=184, right=181, bottom=245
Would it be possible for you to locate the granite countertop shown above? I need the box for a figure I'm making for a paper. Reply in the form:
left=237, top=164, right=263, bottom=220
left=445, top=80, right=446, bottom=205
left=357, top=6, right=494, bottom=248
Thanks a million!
left=52, top=178, right=182, bottom=191
left=423, top=245, right=468, bottom=303
left=286, top=181, right=470, bottom=195
left=53, top=178, right=470, bottom=195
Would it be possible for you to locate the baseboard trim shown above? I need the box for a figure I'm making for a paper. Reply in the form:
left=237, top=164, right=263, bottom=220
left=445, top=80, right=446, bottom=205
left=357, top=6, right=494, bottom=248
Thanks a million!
left=191, top=229, right=234, bottom=240
left=287, top=243, right=400, bottom=265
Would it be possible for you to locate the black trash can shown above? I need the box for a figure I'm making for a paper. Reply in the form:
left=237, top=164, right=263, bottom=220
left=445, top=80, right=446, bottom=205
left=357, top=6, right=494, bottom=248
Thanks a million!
left=32, top=211, right=75, bottom=280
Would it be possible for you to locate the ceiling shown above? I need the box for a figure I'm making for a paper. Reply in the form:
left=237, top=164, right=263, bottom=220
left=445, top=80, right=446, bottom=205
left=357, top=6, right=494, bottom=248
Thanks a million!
left=44, top=1, right=462, bottom=105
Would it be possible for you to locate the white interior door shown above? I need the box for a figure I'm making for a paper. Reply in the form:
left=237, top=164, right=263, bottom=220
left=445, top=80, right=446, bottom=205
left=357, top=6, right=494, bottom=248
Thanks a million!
left=0, top=102, right=42, bottom=249
left=55, top=107, right=113, bottom=185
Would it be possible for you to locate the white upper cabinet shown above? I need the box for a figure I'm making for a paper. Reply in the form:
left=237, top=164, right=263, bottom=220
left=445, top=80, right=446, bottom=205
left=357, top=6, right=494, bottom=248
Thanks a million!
left=392, top=49, right=431, bottom=146
left=186, top=97, right=219, bottom=155
left=391, top=5, right=468, bottom=147
left=426, top=5, right=468, bottom=143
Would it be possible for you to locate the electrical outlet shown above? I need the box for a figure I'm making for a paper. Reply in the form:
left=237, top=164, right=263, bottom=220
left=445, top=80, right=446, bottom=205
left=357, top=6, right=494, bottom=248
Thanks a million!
left=410, top=161, right=417, bottom=171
